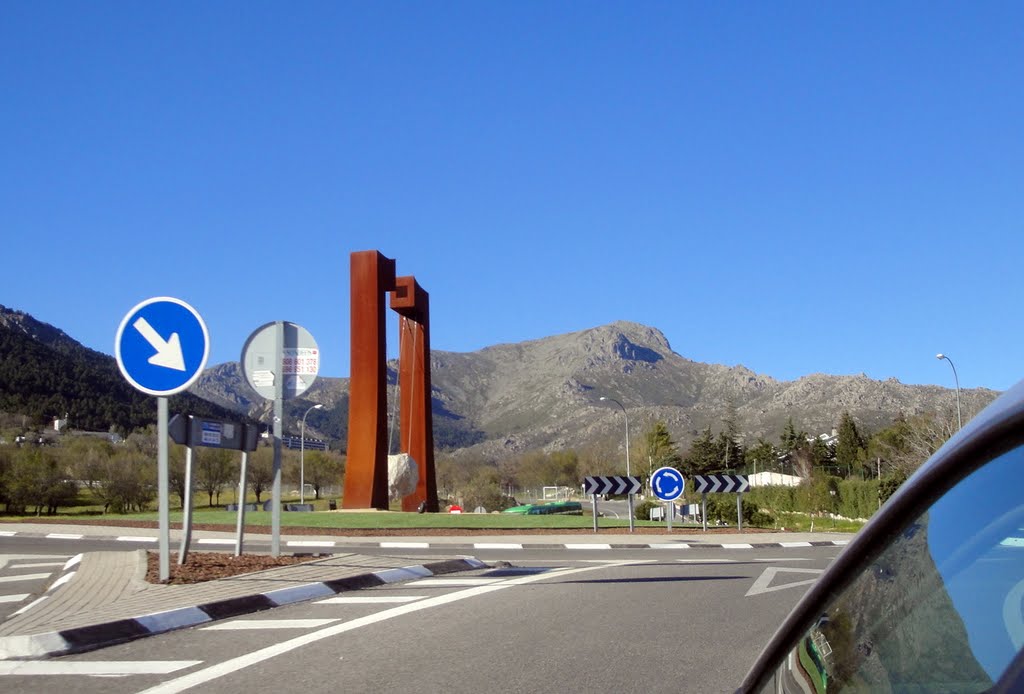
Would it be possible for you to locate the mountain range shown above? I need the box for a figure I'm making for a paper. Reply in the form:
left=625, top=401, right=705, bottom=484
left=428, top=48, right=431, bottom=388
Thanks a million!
left=0, top=304, right=999, bottom=458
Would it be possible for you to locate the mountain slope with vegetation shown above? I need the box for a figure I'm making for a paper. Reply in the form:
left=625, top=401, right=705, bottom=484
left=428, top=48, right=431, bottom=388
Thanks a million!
left=0, top=305, right=252, bottom=433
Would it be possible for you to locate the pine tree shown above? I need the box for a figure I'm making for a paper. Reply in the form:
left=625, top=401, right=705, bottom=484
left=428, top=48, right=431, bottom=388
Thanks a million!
left=835, top=411, right=866, bottom=477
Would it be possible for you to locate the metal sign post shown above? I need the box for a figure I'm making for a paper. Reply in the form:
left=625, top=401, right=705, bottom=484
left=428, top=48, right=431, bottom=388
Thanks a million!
left=115, top=297, right=209, bottom=582
left=693, top=474, right=750, bottom=532
left=169, top=414, right=258, bottom=560
left=178, top=435, right=195, bottom=564
left=591, top=494, right=599, bottom=532
left=241, top=321, right=320, bottom=557
left=157, top=398, right=170, bottom=580
left=583, top=475, right=642, bottom=533
left=235, top=450, right=250, bottom=557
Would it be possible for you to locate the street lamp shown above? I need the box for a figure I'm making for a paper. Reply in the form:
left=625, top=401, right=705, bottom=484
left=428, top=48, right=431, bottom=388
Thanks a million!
left=300, top=403, right=324, bottom=504
left=599, top=396, right=630, bottom=477
left=935, top=353, right=962, bottom=430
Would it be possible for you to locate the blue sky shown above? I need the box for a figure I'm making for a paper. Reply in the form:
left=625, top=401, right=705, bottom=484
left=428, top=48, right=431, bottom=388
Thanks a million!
left=2, top=2, right=1021, bottom=391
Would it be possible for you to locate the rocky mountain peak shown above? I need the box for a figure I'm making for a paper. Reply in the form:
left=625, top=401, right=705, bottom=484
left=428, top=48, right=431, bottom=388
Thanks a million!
left=0, top=304, right=81, bottom=352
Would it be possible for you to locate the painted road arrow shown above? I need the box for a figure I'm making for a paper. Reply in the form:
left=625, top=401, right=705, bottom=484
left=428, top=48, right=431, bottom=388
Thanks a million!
left=745, top=567, right=823, bottom=596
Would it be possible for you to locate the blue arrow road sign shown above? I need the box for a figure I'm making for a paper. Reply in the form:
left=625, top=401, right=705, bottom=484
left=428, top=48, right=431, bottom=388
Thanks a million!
left=115, top=297, right=209, bottom=396
left=651, top=466, right=685, bottom=502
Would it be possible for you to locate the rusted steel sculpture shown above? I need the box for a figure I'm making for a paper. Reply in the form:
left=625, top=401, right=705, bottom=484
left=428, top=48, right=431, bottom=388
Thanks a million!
left=343, top=250, right=438, bottom=511
left=390, top=275, right=439, bottom=512
left=343, top=250, right=396, bottom=509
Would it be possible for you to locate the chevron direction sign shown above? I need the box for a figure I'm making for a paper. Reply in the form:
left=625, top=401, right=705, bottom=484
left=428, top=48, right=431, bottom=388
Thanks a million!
left=583, top=475, right=642, bottom=496
left=693, top=474, right=750, bottom=494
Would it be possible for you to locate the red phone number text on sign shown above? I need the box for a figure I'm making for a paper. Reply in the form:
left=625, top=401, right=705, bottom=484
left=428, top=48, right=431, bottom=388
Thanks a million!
left=282, top=349, right=319, bottom=375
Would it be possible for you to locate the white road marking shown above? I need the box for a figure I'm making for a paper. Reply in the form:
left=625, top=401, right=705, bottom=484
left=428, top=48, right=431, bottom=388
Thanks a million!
left=9, top=561, right=64, bottom=569
left=565, top=544, right=611, bottom=550
left=745, top=567, right=824, bottom=596
left=0, top=573, right=50, bottom=584
left=473, top=543, right=523, bottom=549
left=413, top=578, right=504, bottom=586
left=647, top=543, right=692, bottom=549
left=117, top=536, right=157, bottom=543
left=196, top=539, right=235, bottom=546
left=286, top=541, right=336, bottom=548
left=316, top=595, right=423, bottom=604
left=379, top=542, right=429, bottom=549
left=779, top=541, right=812, bottom=548
left=202, top=619, right=339, bottom=631
left=0, top=594, right=30, bottom=604
left=0, top=531, right=15, bottom=537
left=45, top=534, right=82, bottom=540
left=0, top=661, right=201, bottom=676
left=11, top=595, right=48, bottom=614
left=722, top=543, right=754, bottom=549
left=47, top=572, right=75, bottom=591
left=137, top=561, right=649, bottom=694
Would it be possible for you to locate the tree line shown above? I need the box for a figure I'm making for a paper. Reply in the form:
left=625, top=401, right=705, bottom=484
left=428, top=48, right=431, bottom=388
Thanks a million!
left=0, top=427, right=344, bottom=515
left=1, top=401, right=964, bottom=522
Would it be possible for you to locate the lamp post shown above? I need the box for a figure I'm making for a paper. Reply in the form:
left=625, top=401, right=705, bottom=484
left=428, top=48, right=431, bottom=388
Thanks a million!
left=935, top=353, right=962, bottom=430
left=300, top=403, right=323, bottom=504
left=601, top=395, right=633, bottom=531
left=599, top=396, right=630, bottom=476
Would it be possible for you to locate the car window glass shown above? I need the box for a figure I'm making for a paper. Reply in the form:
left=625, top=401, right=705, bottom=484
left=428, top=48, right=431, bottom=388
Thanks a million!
left=762, top=443, right=1024, bottom=692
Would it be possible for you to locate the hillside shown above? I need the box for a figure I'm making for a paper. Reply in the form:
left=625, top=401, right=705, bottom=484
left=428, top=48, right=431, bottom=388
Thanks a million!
left=196, top=320, right=998, bottom=459
left=0, top=305, right=1000, bottom=456
left=0, top=304, right=255, bottom=433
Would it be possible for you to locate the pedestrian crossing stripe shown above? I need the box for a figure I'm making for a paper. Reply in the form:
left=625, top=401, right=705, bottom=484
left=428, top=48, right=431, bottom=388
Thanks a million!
left=202, top=619, right=339, bottom=631
left=0, top=661, right=201, bottom=676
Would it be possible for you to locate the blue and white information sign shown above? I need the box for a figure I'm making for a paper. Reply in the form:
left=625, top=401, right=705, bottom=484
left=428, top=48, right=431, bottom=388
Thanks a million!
left=651, top=466, right=685, bottom=502
left=115, top=296, right=210, bottom=396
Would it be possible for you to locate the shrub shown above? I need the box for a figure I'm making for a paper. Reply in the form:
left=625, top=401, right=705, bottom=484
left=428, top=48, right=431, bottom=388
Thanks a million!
left=634, top=498, right=659, bottom=521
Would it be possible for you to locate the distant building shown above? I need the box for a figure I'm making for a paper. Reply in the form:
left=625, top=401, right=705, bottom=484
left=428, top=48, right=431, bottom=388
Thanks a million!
left=747, top=471, right=802, bottom=488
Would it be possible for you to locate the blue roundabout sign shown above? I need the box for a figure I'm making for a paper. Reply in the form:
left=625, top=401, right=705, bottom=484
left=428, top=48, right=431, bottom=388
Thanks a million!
left=651, top=466, right=685, bottom=502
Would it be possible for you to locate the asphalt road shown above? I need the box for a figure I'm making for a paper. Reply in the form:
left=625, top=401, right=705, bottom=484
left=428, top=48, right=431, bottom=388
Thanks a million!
left=0, top=538, right=838, bottom=693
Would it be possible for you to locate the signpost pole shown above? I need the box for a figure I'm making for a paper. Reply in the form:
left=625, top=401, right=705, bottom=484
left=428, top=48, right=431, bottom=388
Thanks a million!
left=592, top=494, right=599, bottom=532
left=271, top=321, right=284, bottom=557
left=737, top=492, right=743, bottom=531
left=235, top=450, right=249, bottom=556
left=157, top=397, right=170, bottom=582
left=701, top=492, right=708, bottom=532
left=178, top=436, right=195, bottom=564
left=667, top=501, right=673, bottom=532
left=627, top=494, right=635, bottom=533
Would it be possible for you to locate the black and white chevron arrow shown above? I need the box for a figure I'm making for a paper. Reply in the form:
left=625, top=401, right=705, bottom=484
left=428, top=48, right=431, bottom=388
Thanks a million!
left=583, top=475, right=642, bottom=496
left=693, top=474, right=750, bottom=494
